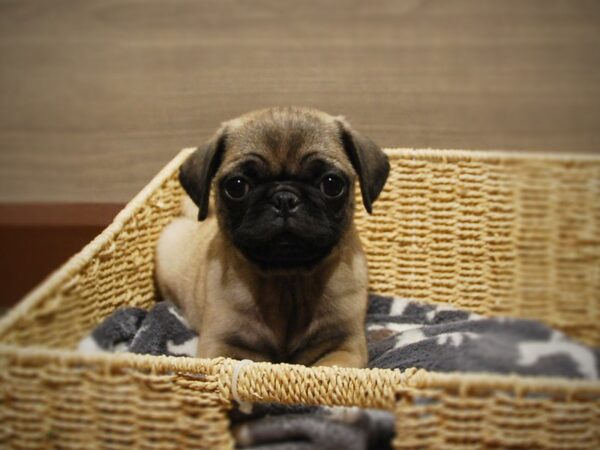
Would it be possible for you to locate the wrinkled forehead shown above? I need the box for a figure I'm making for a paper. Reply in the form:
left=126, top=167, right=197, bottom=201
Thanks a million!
left=220, top=114, right=353, bottom=175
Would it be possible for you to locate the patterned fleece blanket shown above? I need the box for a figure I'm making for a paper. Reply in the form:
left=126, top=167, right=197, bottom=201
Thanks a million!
left=79, top=295, right=599, bottom=450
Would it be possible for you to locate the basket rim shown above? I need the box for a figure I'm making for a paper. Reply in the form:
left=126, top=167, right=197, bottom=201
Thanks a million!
left=385, top=147, right=600, bottom=162
left=1, top=344, right=598, bottom=407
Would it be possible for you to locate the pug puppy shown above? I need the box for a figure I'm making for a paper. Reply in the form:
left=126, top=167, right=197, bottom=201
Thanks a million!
left=155, top=107, right=389, bottom=367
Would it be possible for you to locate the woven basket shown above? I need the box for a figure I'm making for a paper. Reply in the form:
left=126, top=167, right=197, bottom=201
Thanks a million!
left=1, top=148, right=599, bottom=449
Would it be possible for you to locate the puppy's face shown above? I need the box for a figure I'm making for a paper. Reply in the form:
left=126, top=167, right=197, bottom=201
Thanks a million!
left=180, top=107, right=389, bottom=271
left=215, top=113, right=356, bottom=269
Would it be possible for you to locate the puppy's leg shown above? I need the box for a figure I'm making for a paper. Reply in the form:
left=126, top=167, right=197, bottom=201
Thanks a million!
left=198, top=336, right=272, bottom=362
left=313, top=350, right=365, bottom=368
left=312, top=335, right=367, bottom=368
left=155, top=217, right=204, bottom=326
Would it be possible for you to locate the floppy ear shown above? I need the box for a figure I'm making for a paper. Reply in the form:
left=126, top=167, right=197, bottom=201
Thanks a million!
left=336, top=118, right=390, bottom=214
left=179, top=127, right=228, bottom=221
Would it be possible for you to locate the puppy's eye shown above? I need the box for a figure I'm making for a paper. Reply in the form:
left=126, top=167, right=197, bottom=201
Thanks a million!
left=224, top=177, right=250, bottom=199
left=320, top=174, right=345, bottom=198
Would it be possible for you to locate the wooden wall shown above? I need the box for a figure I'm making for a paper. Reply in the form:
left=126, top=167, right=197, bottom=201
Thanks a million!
left=1, top=0, right=599, bottom=304
left=1, top=0, right=599, bottom=203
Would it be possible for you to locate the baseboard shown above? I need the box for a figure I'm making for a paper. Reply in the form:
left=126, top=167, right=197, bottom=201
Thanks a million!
left=0, top=203, right=124, bottom=308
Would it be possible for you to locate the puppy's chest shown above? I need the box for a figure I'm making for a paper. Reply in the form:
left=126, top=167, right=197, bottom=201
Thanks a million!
left=260, top=286, right=315, bottom=340
left=249, top=283, right=335, bottom=364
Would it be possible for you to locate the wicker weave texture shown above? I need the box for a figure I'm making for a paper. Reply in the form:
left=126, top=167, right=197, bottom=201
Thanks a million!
left=2, top=350, right=598, bottom=450
left=354, top=150, right=600, bottom=345
left=0, top=148, right=599, bottom=450
left=1, top=149, right=599, bottom=348
left=224, top=360, right=600, bottom=450
left=393, top=388, right=600, bottom=449
left=0, top=350, right=233, bottom=450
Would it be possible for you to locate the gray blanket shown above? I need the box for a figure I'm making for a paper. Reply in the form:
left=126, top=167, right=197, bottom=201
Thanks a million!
left=79, top=295, right=599, bottom=449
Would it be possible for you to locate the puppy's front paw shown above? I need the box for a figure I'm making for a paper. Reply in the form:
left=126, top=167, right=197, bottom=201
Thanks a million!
left=312, top=350, right=366, bottom=369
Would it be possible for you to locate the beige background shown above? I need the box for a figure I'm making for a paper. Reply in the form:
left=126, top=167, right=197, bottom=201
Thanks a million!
left=1, top=0, right=599, bottom=203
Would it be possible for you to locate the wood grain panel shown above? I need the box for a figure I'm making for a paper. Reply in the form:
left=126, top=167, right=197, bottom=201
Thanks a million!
left=1, top=0, right=599, bottom=202
left=0, top=203, right=123, bottom=307
left=0, top=225, right=103, bottom=307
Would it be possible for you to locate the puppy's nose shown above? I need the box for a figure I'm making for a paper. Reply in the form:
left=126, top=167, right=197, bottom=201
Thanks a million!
left=272, top=191, right=300, bottom=216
